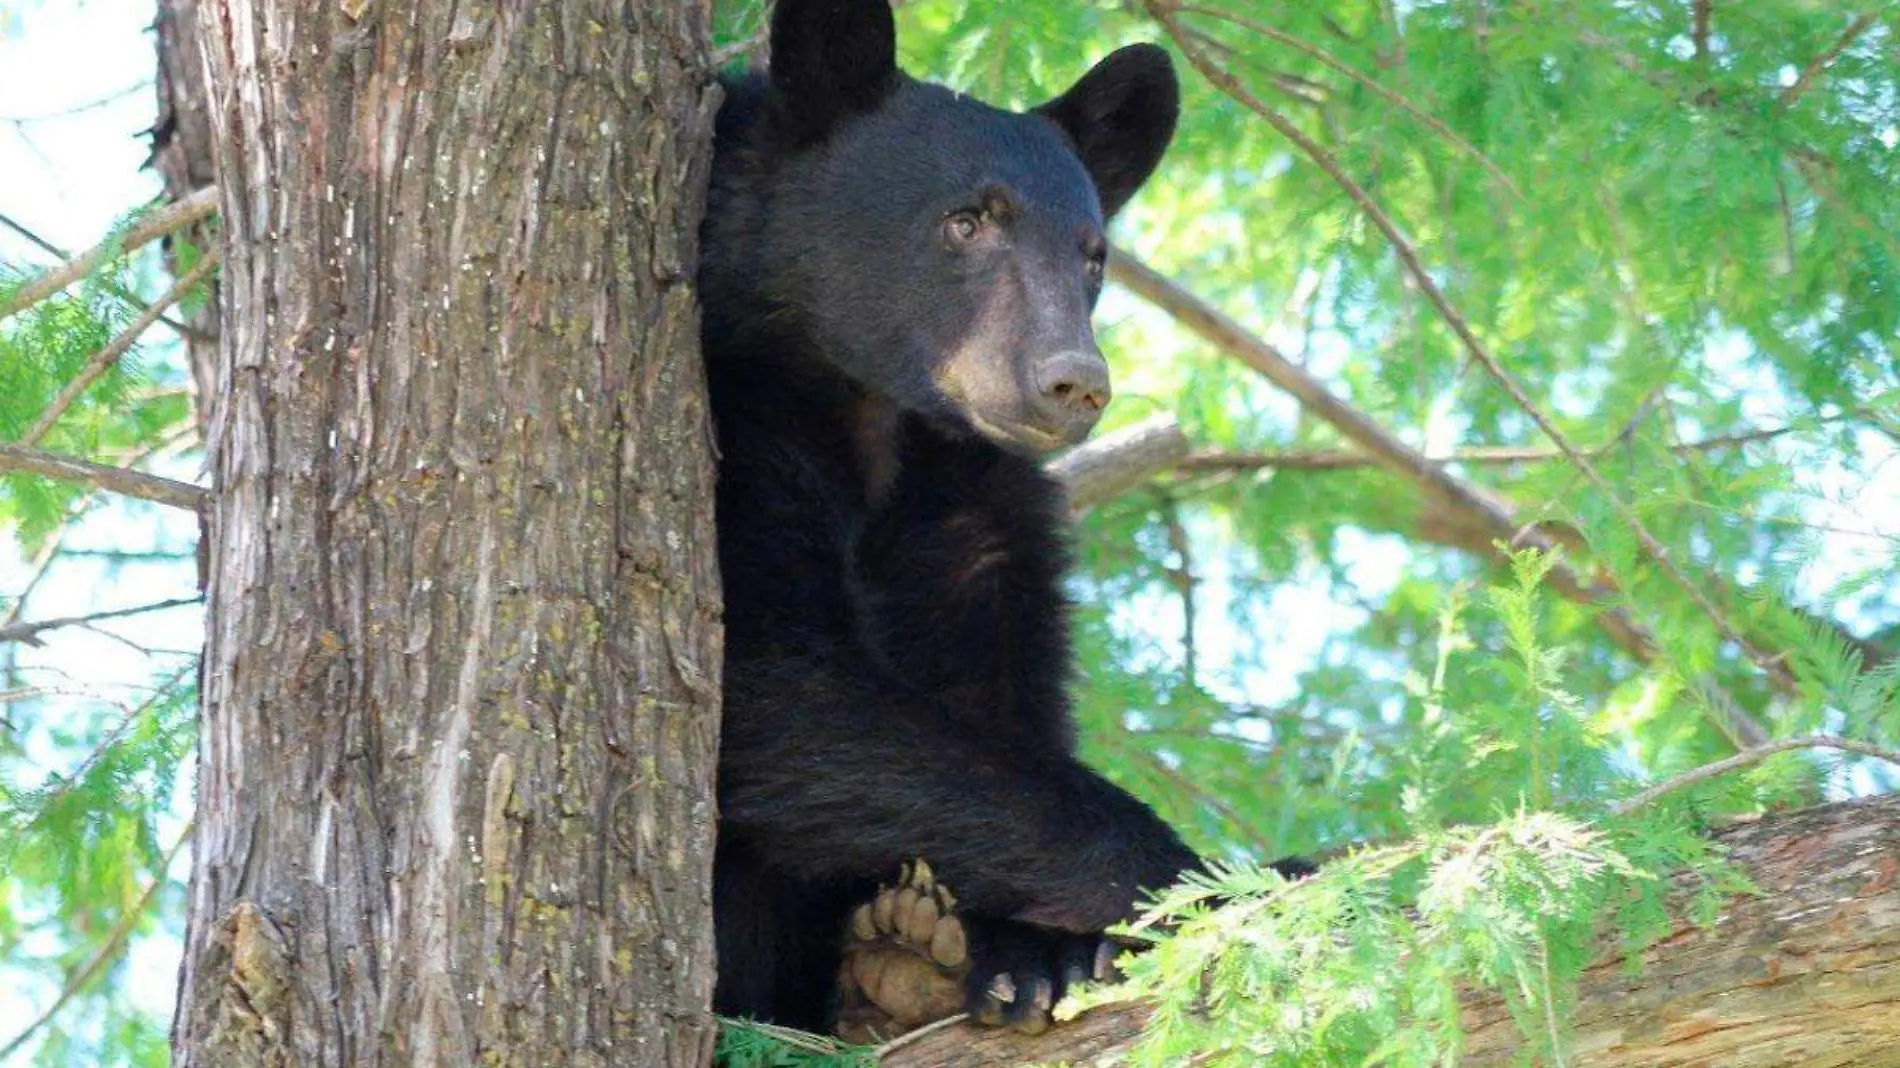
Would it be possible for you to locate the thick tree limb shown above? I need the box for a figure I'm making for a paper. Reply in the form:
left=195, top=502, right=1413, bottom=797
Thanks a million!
left=0, top=185, right=218, bottom=324
left=881, top=793, right=1900, bottom=1068
left=0, top=442, right=207, bottom=512
left=1049, top=414, right=1190, bottom=511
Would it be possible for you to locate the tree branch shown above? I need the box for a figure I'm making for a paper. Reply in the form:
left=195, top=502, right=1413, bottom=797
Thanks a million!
left=18, top=248, right=220, bottom=446
left=881, top=793, right=1900, bottom=1067
left=1144, top=7, right=1799, bottom=712
left=1101, top=250, right=1763, bottom=737
left=1173, top=5, right=1523, bottom=202
left=1049, top=414, right=1190, bottom=510
left=1778, top=12, right=1880, bottom=108
left=1, top=211, right=208, bottom=343
left=1610, top=735, right=1900, bottom=816
left=0, top=185, right=218, bottom=325
left=1178, top=423, right=1816, bottom=473
left=0, top=821, right=193, bottom=1063
left=0, top=597, right=204, bottom=646
left=0, top=441, right=207, bottom=512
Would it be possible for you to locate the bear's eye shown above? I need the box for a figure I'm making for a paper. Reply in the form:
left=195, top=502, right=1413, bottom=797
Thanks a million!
left=943, top=210, right=983, bottom=248
left=1084, top=251, right=1107, bottom=285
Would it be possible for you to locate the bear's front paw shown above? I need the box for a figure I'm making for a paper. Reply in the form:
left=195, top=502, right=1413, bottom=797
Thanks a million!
left=832, top=859, right=1124, bottom=1042
left=961, top=919, right=1120, bottom=1036
left=834, top=859, right=971, bottom=1043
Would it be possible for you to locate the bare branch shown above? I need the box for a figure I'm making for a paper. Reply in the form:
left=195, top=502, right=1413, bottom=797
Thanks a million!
left=0, top=185, right=218, bottom=324
left=1779, top=12, right=1880, bottom=107
left=3, top=526, right=67, bottom=627
left=17, top=248, right=220, bottom=446
left=0, top=80, right=154, bottom=123
left=0, top=442, right=207, bottom=512
left=1049, top=414, right=1190, bottom=510
left=0, top=597, right=204, bottom=646
left=1179, top=423, right=1815, bottom=474
left=0, top=821, right=193, bottom=1063
left=1610, top=735, right=1900, bottom=816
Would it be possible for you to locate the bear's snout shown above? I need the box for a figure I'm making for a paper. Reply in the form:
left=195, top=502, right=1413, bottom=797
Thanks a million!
left=1031, top=349, right=1111, bottom=440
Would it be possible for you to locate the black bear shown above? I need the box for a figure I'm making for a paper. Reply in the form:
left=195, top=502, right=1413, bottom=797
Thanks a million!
left=701, top=0, right=1216, bottom=1036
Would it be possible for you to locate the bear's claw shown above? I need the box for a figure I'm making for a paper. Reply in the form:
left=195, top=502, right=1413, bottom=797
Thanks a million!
left=834, top=859, right=1121, bottom=1043
left=835, top=860, right=971, bottom=1043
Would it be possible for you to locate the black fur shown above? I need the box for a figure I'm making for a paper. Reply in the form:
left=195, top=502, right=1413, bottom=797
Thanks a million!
left=702, top=0, right=1199, bottom=1030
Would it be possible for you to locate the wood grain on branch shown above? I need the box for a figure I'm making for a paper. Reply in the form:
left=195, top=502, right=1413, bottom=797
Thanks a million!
left=881, top=793, right=1900, bottom=1068
left=0, top=441, right=206, bottom=512
left=1049, top=414, right=1189, bottom=511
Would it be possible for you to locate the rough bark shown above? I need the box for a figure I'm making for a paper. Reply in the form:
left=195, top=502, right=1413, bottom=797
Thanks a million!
left=882, top=794, right=1900, bottom=1068
left=172, top=4, right=724, bottom=1068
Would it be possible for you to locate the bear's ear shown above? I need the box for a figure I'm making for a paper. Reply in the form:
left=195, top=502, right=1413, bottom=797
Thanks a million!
left=1035, top=44, right=1180, bottom=220
left=769, top=0, right=898, bottom=141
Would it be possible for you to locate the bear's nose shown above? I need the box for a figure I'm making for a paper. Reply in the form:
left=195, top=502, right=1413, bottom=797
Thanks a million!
left=1033, top=350, right=1111, bottom=432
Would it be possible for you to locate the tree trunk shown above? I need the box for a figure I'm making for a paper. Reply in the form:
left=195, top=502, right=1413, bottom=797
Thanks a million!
left=150, top=0, right=220, bottom=435
left=172, top=4, right=724, bottom=1068
left=883, top=794, right=1900, bottom=1068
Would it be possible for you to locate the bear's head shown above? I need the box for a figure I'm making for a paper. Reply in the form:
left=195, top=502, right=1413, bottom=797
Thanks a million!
left=712, top=0, right=1179, bottom=455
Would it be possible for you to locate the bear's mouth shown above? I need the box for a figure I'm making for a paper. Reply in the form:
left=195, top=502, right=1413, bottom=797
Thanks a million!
left=932, top=356, right=1093, bottom=455
left=962, top=408, right=1074, bottom=455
